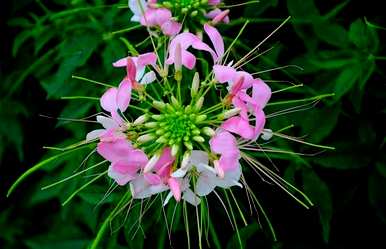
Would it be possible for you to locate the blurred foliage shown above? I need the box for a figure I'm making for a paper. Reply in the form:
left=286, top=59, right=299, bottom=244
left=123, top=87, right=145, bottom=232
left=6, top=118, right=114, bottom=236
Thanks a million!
left=1, top=0, right=386, bottom=248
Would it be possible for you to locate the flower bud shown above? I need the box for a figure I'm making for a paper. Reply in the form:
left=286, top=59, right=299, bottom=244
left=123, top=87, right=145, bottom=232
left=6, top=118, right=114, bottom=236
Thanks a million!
left=218, top=108, right=241, bottom=120
left=181, top=151, right=191, bottom=169
left=202, top=127, right=215, bottom=137
left=195, top=114, right=207, bottom=123
left=171, top=144, right=180, bottom=157
left=193, top=136, right=205, bottom=143
left=151, top=114, right=164, bottom=121
left=184, top=141, right=193, bottom=150
left=137, top=134, right=155, bottom=143
left=133, top=114, right=148, bottom=125
left=194, top=96, right=204, bottom=111
left=144, top=122, right=158, bottom=128
left=156, top=136, right=168, bottom=144
left=153, top=100, right=166, bottom=111
left=191, top=72, right=200, bottom=97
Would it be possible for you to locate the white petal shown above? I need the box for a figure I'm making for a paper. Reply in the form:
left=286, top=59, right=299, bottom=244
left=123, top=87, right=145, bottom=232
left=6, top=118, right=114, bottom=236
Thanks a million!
left=86, top=129, right=105, bottom=142
left=171, top=168, right=188, bottom=178
left=163, top=191, right=174, bottom=206
left=183, top=189, right=201, bottom=206
left=195, top=163, right=216, bottom=174
left=195, top=171, right=217, bottom=196
left=188, top=150, right=209, bottom=169
left=97, top=115, right=117, bottom=129
left=140, top=71, right=156, bottom=85
left=261, top=129, right=273, bottom=140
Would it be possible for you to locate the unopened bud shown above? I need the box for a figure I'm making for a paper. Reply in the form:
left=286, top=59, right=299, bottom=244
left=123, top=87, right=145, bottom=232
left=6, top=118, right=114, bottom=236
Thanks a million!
left=219, top=108, right=241, bottom=120
left=191, top=72, right=200, bottom=97
left=171, top=144, right=180, bottom=157
left=181, top=151, right=191, bottom=169
left=156, top=128, right=165, bottom=136
left=153, top=100, right=166, bottom=111
left=194, top=96, right=204, bottom=111
left=195, top=114, right=207, bottom=123
left=192, top=129, right=201, bottom=135
left=133, top=114, right=148, bottom=125
left=202, top=127, right=215, bottom=137
left=137, top=134, right=155, bottom=143
left=171, top=96, right=179, bottom=107
left=193, top=136, right=205, bottom=143
left=184, top=141, right=193, bottom=150
left=144, top=122, right=158, bottom=128
left=151, top=114, right=163, bottom=121
left=156, top=136, right=168, bottom=144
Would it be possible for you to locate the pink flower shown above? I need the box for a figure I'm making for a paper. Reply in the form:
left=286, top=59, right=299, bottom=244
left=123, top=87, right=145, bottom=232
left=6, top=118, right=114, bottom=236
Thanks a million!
left=140, top=8, right=182, bottom=36
left=97, top=138, right=148, bottom=186
left=136, top=148, right=183, bottom=202
left=213, top=65, right=271, bottom=139
left=113, top=52, right=157, bottom=85
left=166, top=32, right=216, bottom=69
left=209, top=130, right=240, bottom=178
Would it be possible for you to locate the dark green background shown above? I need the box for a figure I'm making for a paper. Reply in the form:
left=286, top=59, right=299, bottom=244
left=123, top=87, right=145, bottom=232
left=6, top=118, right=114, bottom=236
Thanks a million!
left=1, top=0, right=385, bottom=248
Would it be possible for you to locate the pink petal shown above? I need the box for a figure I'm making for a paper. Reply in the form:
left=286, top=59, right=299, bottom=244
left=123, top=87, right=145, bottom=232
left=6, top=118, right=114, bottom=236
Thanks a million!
left=128, top=149, right=149, bottom=167
left=144, top=173, right=162, bottom=185
left=218, top=153, right=239, bottom=172
left=97, top=139, right=132, bottom=162
left=154, top=8, right=173, bottom=26
left=209, top=130, right=238, bottom=155
left=222, top=116, right=255, bottom=140
left=111, top=160, right=139, bottom=175
left=204, top=24, right=224, bottom=59
left=253, top=109, right=266, bottom=136
left=100, top=88, right=118, bottom=113
left=153, top=148, right=175, bottom=173
left=181, top=50, right=196, bottom=70
left=126, top=58, right=137, bottom=82
left=213, top=65, right=236, bottom=83
left=252, top=79, right=272, bottom=109
left=208, top=0, right=221, bottom=5
left=137, top=52, right=157, bottom=69
left=168, top=178, right=181, bottom=202
left=117, top=79, right=132, bottom=112
left=161, top=20, right=182, bottom=36
left=212, top=9, right=230, bottom=25
left=113, top=57, right=128, bottom=67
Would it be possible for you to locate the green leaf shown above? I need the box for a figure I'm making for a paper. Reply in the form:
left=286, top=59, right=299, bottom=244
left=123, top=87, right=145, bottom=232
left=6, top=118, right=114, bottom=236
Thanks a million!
left=333, top=64, right=361, bottom=100
left=298, top=104, right=340, bottom=143
left=12, top=30, right=33, bottom=56
left=226, top=223, right=260, bottom=249
left=302, top=169, right=332, bottom=243
left=313, top=22, right=348, bottom=48
left=348, top=19, right=370, bottom=49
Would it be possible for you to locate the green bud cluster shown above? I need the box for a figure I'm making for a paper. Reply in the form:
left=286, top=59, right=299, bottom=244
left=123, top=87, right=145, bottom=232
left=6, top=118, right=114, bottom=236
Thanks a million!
left=160, top=0, right=210, bottom=19
left=137, top=99, right=213, bottom=154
